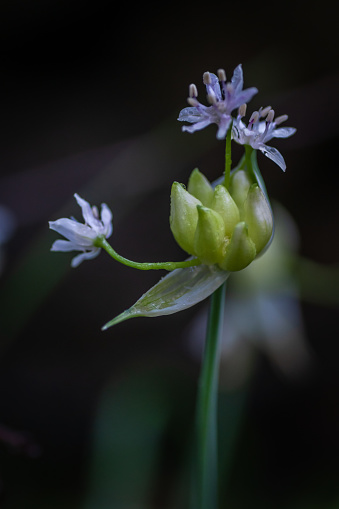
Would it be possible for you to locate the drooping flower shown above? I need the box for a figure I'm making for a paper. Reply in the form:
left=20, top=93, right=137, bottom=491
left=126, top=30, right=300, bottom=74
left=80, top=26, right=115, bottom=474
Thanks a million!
left=178, top=64, right=258, bottom=140
left=232, top=105, right=296, bottom=171
left=49, top=194, right=113, bottom=267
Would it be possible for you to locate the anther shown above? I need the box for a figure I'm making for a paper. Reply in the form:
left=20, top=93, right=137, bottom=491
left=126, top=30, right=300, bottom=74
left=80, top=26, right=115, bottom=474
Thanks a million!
left=238, top=103, right=247, bottom=118
left=92, top=206, right=99, bottom=219
left=260, top=106, right=272, bottom=118
left=266, top=109, right=275, bottom=123
left=226, top=83, right=234, bottom=94
left=274, top=114, right=288, bottom=125
left=189, top=83, right=198, bottom=98
left=207, top=93, right=217, bottom=105
left=203, top=72, right=212, bottom=85
left=217, top=68, right=226, bottom=82
left=249, top=111, right=259, bottom=125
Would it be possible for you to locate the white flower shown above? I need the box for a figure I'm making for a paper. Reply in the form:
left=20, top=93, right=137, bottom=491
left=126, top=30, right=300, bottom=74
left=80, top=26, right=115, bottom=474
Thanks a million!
left=232, top=105, right=296, bottom=171
left=49, top=194, right=113, bottom=267
left=178, top=64, right=258, bottom=140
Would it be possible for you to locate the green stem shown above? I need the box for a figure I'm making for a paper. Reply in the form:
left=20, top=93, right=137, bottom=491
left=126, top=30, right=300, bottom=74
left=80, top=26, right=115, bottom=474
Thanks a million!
left=192, top=282, right=226, bottom=509
left=250, top=148, right=270, bottom=201
left=95, top=237, right=202, bottom=271
left=244, top=144, right=255, bottom=182
left=223, top=123, right=232, bottom=190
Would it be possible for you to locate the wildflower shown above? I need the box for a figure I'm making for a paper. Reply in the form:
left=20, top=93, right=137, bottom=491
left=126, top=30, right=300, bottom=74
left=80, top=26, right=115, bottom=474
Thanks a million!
left=232, top=105, right=296, bottom=171
left=49, top=194, right=113, bottom=267
left=178, top=64, right=258, bottom=139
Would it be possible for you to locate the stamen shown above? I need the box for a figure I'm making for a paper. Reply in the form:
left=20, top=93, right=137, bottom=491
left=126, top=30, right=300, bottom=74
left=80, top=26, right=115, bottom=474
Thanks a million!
left=92, top=206, right=99, bottom=219
left=189, top=83, right=198, bottom=98
left=266, top=109, right=275, bottom=123
left=203, top=72, right=212, bottom=85
left=238, top=103, right=247, bottom=118
left=275, top=114, right=288, bottom=125
left=187, top=97, right=199, bottom=107
left=207, top=93, right=217, bottom=105
left=217, top=68, right=226, bottom=82
left=260, top=106, right=272, bottom=118
left=249, top=111, right=259, bottom=125
left=226, top=83, right=234, bottom=94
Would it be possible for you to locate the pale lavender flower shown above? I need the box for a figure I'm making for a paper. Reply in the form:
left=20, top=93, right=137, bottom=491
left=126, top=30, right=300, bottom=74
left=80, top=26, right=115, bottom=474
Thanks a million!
left=178, top=64, right=258, bottom=140
left=232, top=105, right=296, bottom=171
left=49, top=194, right=113, bottom=268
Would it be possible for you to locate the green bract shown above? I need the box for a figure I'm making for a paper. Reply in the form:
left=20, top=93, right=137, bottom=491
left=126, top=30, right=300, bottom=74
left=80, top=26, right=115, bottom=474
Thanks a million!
left=170, top=168, right=273, bottom=272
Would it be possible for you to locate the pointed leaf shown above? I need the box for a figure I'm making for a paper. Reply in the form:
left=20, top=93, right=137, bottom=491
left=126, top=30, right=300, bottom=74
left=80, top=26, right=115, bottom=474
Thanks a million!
left=102, top=263, right=229, bottom=329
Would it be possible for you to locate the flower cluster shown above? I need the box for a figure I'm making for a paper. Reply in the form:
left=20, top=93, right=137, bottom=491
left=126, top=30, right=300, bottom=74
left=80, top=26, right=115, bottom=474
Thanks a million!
left=170, top=168, right=273, bottom=271
left=178, top=64, right=296, bottom=170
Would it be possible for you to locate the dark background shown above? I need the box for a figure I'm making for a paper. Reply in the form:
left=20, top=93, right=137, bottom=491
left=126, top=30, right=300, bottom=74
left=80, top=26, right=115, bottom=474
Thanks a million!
left=0, top=1, right=339, bottom=508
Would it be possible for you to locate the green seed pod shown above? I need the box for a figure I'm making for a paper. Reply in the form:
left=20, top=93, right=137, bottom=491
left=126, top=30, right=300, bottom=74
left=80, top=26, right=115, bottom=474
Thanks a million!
left=193, top=205, right=226, bottom=265
left=244, top=184, right=273, bottom=255
left=187, top=168, right=214, bottom=207
left=211, top=184, right=240, bottom=237
left=229, top=170, right=252, bottom=217
left=170, top=182, right=202, bottom=255
left=219, top=221, right=256, bottom=271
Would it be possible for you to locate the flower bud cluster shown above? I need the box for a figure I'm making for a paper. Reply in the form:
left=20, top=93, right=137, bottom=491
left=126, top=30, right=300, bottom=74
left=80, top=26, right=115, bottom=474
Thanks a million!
left=170, top=169, right=273, bottom=271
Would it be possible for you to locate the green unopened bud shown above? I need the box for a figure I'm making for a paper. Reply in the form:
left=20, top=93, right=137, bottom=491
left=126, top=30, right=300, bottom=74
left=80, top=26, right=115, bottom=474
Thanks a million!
left=187, top=168, right=214, bottom=207
left=211, top=185, right=240, bottom=237
left=244, top=184, right=273, bottom=254
left=229, top=170, right=252, bottom=217
left=170, top=182, right=202, bottom=255
left=219, top=222, right=256, bottom=271
left=193, top=206, right=226, bottom=265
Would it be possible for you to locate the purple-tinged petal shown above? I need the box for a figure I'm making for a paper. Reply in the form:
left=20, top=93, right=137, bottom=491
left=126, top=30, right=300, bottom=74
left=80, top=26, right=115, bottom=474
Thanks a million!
left=216, top=116, right=231, bottom=140
left=271, top=127, right=297, bottom=139
left=231, top=64, right=244, bottom=93
left=71, top=248, right=101, bottom=268
left=182, top=119, right=212, bottom=134
left=229, top=87, right=258, bottom=111
left=258, top=144, right=286, bottom=171
left=205, top=73, right=222, bottom=101
left=178, top=107, right=205, bottom=123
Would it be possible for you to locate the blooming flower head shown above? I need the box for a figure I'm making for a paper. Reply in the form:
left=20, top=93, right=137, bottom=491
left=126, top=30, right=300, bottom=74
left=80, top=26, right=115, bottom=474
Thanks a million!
left=49, top=194, right=113, bottom=267
left=232, top=104, right=296, bottom=171
left=178, top=64, right=258, bottom=140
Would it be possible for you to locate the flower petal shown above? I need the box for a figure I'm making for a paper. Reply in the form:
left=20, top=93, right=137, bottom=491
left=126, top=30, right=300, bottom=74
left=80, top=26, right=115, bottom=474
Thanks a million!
left=182, top=119, right=212, bottom=134
left=216, top=116, right=231, bottom=140
left=102, top=263, right=230, bottom=329
left=101, top=204, right=113, bottom=238
left=74, top=194, right=102, bottom=230
left=205, top=73, right=222, bottom=101
left=229, top=87, right=258, bottom=111
left=231, top=64, right=244, bottom=93
left=50, top=239, right=80, bottom=252
left=49, top=218, right=95, bottom=245
left=178, top=107, right=204, bottom=123
left=71, top=248, right=101, bottom=268
left=258, top=144, right=286, bottom=171
left=271, top=127, right=297, bottom=139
